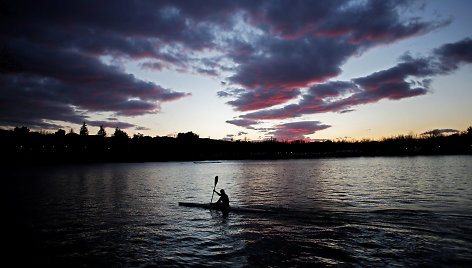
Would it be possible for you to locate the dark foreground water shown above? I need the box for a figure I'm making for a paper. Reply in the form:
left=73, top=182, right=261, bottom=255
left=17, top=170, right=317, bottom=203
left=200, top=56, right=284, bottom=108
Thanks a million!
left=4, top=156, right=472, bottom=267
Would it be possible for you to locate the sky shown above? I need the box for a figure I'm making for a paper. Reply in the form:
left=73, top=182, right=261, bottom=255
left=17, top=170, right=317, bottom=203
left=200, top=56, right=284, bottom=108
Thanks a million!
left=1, top=0, right=471, bottom=141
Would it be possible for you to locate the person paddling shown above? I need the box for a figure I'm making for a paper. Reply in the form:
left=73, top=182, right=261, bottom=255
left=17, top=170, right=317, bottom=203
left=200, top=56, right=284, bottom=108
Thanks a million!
left=212, top=189, right=229, bottom=210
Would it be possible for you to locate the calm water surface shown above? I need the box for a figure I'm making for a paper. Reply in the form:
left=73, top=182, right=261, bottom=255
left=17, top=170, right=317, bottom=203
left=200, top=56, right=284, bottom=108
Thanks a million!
left=5, top=156, right=472, bottom=267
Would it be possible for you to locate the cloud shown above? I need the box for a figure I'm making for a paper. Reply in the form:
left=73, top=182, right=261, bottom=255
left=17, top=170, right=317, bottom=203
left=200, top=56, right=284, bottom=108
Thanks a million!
left=315, top=0, right=448, bottom=44
left=242, top=81, right=359, bottom=120
left=226, top=119, right=259, bottom=129
left=229, top=36, right=355, bottom=89
left=0, top=38, right=189, bottom=129
left=269, top=121, right=331, bottom=140
left=240, top=38, right=472, bottom=121
left=1, top=1, right=216, bottom=129
left=217, top=88, right=246, bottom=98
left=87, top=120, right=135, bottom=130
left=433, top=38, right=472, bottom=72
left=227, top=86, right=301, bottom=111
left=421, top=129, right=459, bottom=135
left=223, top=0, right=446, bottom=111
left=135, top=126, right=151, bottom=131
left=0, top=0, right=458, bottom=134
left=140, top=62, right=165, bottom=71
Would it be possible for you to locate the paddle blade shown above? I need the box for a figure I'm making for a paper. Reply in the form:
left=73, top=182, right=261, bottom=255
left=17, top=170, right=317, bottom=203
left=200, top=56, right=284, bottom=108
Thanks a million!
left=214, top=176, right=218, bottom=186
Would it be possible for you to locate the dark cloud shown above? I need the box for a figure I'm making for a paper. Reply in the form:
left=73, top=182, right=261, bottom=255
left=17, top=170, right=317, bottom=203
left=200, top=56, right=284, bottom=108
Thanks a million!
left=254, top=0, right=341, bottom=39
left=88, top=120, right=135, bottom=130
left=135, top=126, right=151, bottom=131
left=0, top=0, right=458, bottom=133
left=421, top=129, right=459, bottom=135
left=339, top=109, right=355, bottom=114
left=217, top=88, right=246, bottom=98
left=315, top=0, right=448, bottom=45
left=351, top=59, right=432, bottom=102
left=269, top=121, right=331, bottom=140
left=242, top=81, right=358, bottom=120
left=0, top=38, right=189, bottom=129
left=240, top=38, right=472, bottom=121
left=140, top=62, right=165, bottom=71
left=227, top=86, right=301, bottom=111
left=226, top=119, right=258, bottom=129
left=434, top=38, right=472, bottom=72
left=223, top=0, right=446, bottom=111
left=0, top=0, right=213, bottom=129
left=2, top=0, right=232, bottom=53
left=229, top=37, right=356, bottom=89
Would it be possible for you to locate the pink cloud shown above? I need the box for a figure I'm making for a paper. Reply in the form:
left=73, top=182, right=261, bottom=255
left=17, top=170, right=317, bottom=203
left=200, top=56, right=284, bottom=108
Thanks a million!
left=238, top=38, right=472, bottom=123
left=0, top=0, right=456, bottom=131
left=269, top=121, right=331, bottom=141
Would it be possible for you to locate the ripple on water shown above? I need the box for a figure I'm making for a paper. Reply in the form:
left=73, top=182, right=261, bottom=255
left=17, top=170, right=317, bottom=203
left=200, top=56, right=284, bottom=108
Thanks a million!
left=4, top=157, right=472, bottom=266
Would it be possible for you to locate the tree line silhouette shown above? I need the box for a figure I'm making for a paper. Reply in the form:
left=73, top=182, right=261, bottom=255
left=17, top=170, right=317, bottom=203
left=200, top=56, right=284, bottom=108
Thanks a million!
left=1, top=124, right=471, bottom=164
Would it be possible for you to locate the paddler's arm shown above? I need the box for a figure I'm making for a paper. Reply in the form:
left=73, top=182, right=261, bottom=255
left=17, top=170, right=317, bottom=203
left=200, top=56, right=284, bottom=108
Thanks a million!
left=213, top=189, right=221, bottom=196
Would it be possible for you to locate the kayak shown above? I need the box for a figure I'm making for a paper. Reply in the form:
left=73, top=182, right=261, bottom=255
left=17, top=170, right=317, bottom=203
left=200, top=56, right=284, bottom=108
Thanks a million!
left=178, top=202, right=272, bottom=213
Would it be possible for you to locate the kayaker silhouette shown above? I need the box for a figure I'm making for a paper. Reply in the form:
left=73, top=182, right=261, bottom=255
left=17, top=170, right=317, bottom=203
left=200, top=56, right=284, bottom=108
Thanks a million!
left=212, top=189, right=229, bottom=210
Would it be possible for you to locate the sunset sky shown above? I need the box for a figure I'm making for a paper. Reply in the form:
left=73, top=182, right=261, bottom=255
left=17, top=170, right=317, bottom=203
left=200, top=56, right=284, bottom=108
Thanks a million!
left=1, top=0, right=471, bottom=141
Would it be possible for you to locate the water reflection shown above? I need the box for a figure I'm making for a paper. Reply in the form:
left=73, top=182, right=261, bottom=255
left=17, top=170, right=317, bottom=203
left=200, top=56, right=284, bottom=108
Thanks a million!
left=4, top=156, right=472, bottom=266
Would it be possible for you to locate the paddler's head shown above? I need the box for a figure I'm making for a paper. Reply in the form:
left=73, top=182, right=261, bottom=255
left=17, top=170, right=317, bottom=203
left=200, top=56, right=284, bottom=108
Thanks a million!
left=220, top=189, right=225, bottom=194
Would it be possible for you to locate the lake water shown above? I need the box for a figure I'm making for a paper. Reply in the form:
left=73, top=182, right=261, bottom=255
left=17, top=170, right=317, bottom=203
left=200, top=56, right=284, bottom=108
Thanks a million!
left=4, top=156, right=472, bottom=267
